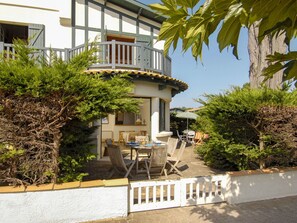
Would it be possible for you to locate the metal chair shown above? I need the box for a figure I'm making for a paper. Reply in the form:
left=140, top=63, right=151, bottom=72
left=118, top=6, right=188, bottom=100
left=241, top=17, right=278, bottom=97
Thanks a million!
left=176, top=130, right=187, bottom=142
left=186, top=130, right=195, bottom=144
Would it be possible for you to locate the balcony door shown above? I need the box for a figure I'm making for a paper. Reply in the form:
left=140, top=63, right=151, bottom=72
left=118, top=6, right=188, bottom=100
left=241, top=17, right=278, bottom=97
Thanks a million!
left=0, top=23, right=28, bottom=44
left=107, top=35, right=134, bottom=65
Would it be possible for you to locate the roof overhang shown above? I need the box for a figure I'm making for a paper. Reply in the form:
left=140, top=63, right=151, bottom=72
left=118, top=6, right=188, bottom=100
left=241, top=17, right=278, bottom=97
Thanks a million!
left=105, top=0, right=166, bottom=24
left=86, top=69, right=188, bottom=96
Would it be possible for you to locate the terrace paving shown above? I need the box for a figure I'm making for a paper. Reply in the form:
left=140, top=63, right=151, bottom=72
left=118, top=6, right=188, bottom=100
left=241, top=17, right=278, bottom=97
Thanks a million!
left=83, top=142, right=225, bottom=181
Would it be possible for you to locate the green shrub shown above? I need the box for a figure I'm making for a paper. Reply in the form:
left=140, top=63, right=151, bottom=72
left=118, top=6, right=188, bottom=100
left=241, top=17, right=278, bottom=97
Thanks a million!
left=58, top=119, right=96, bottom=183
left=196, top=86, right=297, bottom=170
left=0, top=40, right=139, bottom=185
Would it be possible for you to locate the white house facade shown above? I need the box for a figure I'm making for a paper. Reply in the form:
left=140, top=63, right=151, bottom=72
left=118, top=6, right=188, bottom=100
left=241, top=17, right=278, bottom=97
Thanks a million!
left=0, top=0, right=187, bottom=159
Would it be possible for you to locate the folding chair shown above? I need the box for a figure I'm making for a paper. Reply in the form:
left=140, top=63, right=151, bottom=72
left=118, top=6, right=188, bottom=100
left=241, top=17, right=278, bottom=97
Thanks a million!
left=144, top=145, right=168, bottom=180
left=166, top=141, right=186, bottom=176
left=176, top=130, right=187, bottom=142
left=107, top=144, right=135, bottom=178
left=167, top=137, right=178, bottom=157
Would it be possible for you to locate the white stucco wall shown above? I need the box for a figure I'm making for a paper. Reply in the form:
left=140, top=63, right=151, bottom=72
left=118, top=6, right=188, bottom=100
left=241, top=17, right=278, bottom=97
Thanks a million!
left=104, top=9, right=120, bottom=32
left=0, top=185, right=128, bottom=223
left=226, top=169, right=297, bottom=204
left=122, top=16, right=137, bottom=34
left=88, top=2, right=102, bottom=29
left=75, top=0, right=85, bottom=26
left=0, top=0, right=72, bottom=48
left=139, top=23, right=151, bottom=36
left=133, top=81, right=172, bottom=100
left=151, top=97, right=160, bottom=141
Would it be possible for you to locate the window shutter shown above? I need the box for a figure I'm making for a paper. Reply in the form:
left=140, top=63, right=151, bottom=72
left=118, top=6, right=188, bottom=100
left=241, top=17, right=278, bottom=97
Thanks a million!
left=28, top=24, right=45, bottom=48
left=136, top=35, right=151, bottom=46
left=136, top=36, right=152, bottom=69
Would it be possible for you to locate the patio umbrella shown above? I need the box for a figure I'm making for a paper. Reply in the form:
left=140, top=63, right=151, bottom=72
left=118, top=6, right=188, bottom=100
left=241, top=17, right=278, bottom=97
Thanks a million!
left=176, top=111, right=198, bottom=131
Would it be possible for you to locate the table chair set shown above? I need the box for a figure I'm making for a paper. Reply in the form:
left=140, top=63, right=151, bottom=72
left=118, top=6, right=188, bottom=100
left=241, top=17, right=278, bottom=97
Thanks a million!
left=106, top=136, right=186, bottom=180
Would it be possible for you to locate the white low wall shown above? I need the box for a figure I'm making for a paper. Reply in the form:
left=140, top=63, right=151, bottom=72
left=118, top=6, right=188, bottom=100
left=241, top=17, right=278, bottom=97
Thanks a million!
left=2, top=168, right=297, bottom=222
left=0, top=179, right=128, bottom=223
left=226, top=168, right=297, bottom=204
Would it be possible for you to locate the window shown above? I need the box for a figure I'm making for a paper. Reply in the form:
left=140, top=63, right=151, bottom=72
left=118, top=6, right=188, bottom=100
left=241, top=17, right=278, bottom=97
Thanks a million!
left=115, top=98, right=150, bottom=125
left=159, top=99, right=166, bottom=131
left=115, top=112, right=135, bottom=125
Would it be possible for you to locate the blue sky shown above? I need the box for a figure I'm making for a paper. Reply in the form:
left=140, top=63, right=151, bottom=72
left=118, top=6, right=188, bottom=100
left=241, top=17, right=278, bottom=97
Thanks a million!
left=141, top=0, right=250, bottom=108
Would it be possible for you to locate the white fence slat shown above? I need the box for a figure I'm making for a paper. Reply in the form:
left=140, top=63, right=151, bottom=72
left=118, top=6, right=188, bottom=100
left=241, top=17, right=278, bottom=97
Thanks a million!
left=167, top=184, right=171, bottom=201
left=160, top=185, right=164, bottom=202
left=153, top=185, right=156, bottom=203
left=138, top=186, right=141, bottom=205
left=145, top=187, right=150, bottom=204
left=129, top=175, right=227, bottom=213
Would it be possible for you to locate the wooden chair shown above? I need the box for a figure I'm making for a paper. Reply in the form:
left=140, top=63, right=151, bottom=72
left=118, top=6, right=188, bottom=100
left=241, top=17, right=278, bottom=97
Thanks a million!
left=166, top=141, right=186, bottom=176
left=103, top=138, right=113, bottom=156
left=134, top=135, right=150, bottom=160
left=194, top=132, right=210, bottom=145
left=167, top=137, right=178, bottom=157
left=107, top=144, right=135, bottom=178
left=144, top=145, right=168, bottom=180
left=135, top=135, right=149, bottom=145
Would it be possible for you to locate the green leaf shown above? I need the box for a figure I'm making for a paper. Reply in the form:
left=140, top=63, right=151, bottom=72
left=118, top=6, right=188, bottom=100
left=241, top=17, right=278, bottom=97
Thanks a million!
left=217, top=16, right=242, bottom=58
left=176, top=0, right=200, bottom=9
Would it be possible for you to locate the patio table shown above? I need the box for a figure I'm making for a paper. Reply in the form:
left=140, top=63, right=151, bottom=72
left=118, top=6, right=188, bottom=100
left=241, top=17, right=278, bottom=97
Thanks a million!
left=127, top=142, right=165, bottom=174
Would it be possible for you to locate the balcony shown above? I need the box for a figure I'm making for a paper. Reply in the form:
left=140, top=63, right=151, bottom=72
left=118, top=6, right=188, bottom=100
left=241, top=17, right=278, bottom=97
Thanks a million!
left=0, top=40, right=172, bottom=76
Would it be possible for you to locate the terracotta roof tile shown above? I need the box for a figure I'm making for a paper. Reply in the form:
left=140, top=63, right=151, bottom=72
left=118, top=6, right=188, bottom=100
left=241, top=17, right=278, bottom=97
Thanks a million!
left=86, top=69, right=188, bottom=93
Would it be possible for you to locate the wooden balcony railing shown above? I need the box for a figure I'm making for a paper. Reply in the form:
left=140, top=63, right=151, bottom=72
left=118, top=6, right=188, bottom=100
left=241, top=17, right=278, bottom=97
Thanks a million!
left=0, top=40, right=172, bottom=76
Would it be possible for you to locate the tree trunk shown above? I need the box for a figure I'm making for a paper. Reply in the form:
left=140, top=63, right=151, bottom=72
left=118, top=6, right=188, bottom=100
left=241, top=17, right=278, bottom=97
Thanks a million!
left=248, top=23, right=287, bottom=89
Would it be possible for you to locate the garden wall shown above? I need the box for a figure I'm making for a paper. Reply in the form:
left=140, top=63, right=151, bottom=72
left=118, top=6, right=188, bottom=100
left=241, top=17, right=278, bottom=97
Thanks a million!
left=226, top=167, right=297, bottom=204
left=1, top=168, right=297, bottom=222
left=0, top=179, right=129, bottom=223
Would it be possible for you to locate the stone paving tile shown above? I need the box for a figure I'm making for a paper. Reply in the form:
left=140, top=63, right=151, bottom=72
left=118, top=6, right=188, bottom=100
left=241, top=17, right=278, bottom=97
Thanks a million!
left=91, top=196, right=297, bottom=223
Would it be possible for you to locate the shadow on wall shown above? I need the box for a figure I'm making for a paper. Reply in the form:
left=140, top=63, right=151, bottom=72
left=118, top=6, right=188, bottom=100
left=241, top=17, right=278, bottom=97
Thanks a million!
left=226, top=169, right=297, bottom=204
